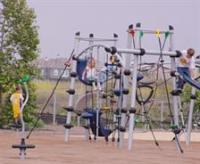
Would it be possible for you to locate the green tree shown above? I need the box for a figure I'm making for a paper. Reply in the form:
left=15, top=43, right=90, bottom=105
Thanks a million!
left=0, top=0, right=39, bottom=127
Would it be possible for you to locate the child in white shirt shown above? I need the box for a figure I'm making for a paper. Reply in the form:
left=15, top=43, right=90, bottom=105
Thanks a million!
left=176, top=48, right=195, bottom=90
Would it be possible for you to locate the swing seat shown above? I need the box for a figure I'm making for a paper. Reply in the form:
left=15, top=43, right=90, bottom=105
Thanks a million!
left=12, top=144, right=35, bottom=149
left=81, top=112, right=94, bottom=119
left=82, top=109, right=112, bottom=137
left=12, top=138, right=35, bottom=150
left=137, top=73, right=144, bottom=81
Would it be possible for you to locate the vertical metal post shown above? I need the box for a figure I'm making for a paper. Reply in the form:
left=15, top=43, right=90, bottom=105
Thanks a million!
left=110, top=33, right=119, bottom=143
left=112, top=113, right=117, bottom=141
left=19, top=112, right=25, bottom=160
left=141, top=104, right=145, bottom=123
left=122, top=26, right=132, bottom=108
left=119, top=111, right=126, bottom=148
left=64, top=33, right=80, bottom=142
left=160, top=101, right=164, bottom=129
left=53, top=92, right=56, bottom=125
left=128, top=54, right=138, bottom=150
left=20, top=82, right=29, bottom=160
left=169, top=26, right=184, bottom=153
left=77, top=115, right=80, bottom=127
left=87, top=34, right=99, bottom=140
left=186, top=87, right=196, bottom=145
left=119, top=27, right=132, bottom=148
left=84, top=119, right=90, bottom=141
left=169, top=26, right=179, bottom=127
left=118, top=69, right=126, bottom=146
left=178, top=96, right=185, bottom=127
left=127, top=24, right=140, bottom=151
left=117, top=72, right=124, bottom=147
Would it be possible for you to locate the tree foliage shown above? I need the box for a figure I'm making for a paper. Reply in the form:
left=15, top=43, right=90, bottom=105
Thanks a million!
left=0, top=0, right=39, bottom=127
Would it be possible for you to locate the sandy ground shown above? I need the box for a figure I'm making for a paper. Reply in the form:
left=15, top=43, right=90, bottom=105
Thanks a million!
left=1, top=125, right=200, bottom=164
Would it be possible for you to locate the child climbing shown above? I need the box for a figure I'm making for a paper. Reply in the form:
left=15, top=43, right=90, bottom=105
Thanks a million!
left=107, top=55, right=118, bottom=72
left=176, top=48, right=195, bottom=92
left=10, top=86, right=24, bottom=126
left=82, top=57, right=97, bottom=90
left=98, top=55, right=118, bottom=83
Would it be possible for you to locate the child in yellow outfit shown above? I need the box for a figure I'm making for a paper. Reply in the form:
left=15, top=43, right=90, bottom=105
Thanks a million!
left=10, top=86, right=24, bottom=125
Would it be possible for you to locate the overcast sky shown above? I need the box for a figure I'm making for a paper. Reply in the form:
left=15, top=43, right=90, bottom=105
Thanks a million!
left=27, top=0, right=200, bottom=59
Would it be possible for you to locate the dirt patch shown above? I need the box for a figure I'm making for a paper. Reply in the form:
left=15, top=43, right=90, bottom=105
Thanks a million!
left=0, top=126, right=200, bottom=164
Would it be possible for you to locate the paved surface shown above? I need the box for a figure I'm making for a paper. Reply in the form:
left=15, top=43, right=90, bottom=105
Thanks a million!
left=0, top=126, right=200, bottom=164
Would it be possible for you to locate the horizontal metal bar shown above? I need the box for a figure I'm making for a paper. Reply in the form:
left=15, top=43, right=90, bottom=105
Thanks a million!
left=134, top=29, right=173, bottom=34
left=117, top=48, right=179, bottom=57
left=75, top=37, right=118, bottom=42
left=76, top=44, right=180, bottom=58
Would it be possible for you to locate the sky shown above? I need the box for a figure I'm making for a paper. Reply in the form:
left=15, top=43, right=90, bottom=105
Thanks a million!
left=27, top=0, right=200, bottom=60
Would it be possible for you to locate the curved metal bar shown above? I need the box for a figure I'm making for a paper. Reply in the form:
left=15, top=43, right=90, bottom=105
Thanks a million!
left=75, top=44, right=125, bottom=67
left=21, top=83, right=29, bottom=112
left=20, top=82, right=29, bottom=139
left=75, top=44, right=109, bottom=58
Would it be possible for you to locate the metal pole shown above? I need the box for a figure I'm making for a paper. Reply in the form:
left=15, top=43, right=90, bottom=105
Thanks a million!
left=53, top=92, right=56, bottom=125
left=84, top=120, right=90, bottom=141
left=119, top=111, right=126, bottom=148
left=160, top=101, right=164, bottom=129
left=169, top=29, right=179, bottom=127
left=134, top=29, right=173, bottom=34
left=74, top=37, right=118, bottom=42
left=64, top=33, right=80, bottom=142
left=168, top=26, right=184, bottom=153
left=20, top=82, right=29, bottom=160
left=116, top=48, right=179, bottom=57
left=186, top=87, right=196, bottom=145
left=111, top=33, right=119, bottom=143
left=128, top=54, right=138, bottom=151
left=119, top=26, right=132, bottom=148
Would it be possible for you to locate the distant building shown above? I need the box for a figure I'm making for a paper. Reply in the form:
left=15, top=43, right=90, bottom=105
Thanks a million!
left=34, top=58, right=70, bottom=80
